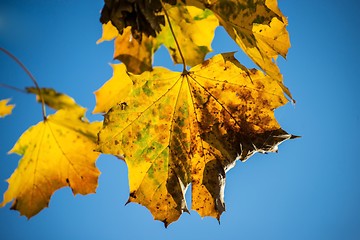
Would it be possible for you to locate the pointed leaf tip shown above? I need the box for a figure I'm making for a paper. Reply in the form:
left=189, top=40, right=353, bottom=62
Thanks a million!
left=93, top=64, right=133, bottom=114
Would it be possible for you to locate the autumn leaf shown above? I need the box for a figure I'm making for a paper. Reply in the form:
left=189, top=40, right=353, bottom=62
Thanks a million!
left=1, top=92, right=101, bottom=218
left=98, top=2, right=218, bottom=74
left=97, top=53, right=294, bottom=226
left=0, top=99, right=15, bottom=118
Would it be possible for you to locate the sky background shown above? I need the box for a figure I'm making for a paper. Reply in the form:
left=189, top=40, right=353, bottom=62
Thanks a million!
left=0, top=0, right=360, bottom=239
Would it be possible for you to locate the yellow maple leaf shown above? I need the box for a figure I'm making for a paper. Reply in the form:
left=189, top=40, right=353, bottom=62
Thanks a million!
left=1, top=95, right=101, bottom=218
left=97, top=53, right=294, bottom=226
left=0, top=99, right=15, bottom=118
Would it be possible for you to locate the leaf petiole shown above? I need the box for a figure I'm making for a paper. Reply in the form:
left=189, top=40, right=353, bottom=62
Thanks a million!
left=0, top=47, right=47, bottom=120
left=161, top=1, right=188, bottom=74
left=0, top=83, right=27, bottom=94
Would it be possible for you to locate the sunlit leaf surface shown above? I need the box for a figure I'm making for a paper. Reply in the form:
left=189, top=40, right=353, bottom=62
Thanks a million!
left=1, top=93, right=101, bottom=218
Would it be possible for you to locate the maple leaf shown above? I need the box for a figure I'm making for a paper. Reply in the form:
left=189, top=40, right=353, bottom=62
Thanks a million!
left=0, top=91, right=101, bottom=218
left=98, top=2, right=218, bottom=74
left=96, top=53, right=294, bottom=226
left=0, top=99, right=15, bottom=118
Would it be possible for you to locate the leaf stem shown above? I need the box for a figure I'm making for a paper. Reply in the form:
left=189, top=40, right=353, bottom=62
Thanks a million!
left=0, top=47, right=47, bottom=120
left=0, top=83, right=28, bottom=94
left=161, top=1, right=188, bottom=74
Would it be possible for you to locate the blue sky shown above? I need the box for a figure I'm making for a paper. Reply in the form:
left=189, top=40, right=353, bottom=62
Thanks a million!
left=1, top=0, right=360, bottom=239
